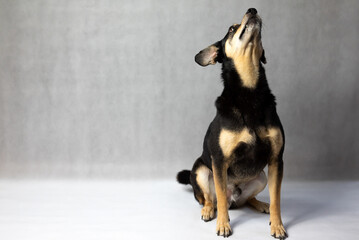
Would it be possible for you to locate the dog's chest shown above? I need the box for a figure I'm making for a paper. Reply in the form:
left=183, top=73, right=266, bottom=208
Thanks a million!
left=218, top=127, right=255, bottom=158
left=218, top=126, right=271, bottom=157
left=219, top=127, right=272, bottom=178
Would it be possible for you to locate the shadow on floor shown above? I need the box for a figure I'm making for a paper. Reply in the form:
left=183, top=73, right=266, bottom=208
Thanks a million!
left=178, top=181, right=350, bottom=236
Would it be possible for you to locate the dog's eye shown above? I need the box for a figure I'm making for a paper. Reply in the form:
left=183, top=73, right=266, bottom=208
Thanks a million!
left=229, top=26, right=235, bottom=33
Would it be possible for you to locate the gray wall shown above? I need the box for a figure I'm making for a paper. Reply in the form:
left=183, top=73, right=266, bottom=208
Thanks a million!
left=0, top=0, right=358, bottom=180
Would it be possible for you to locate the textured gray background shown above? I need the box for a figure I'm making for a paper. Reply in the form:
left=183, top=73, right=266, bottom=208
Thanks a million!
left=0, top=0, right=358, bottom=179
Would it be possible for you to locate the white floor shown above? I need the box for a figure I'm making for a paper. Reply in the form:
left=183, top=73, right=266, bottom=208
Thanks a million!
left=0, top=180, right=358, bottom=240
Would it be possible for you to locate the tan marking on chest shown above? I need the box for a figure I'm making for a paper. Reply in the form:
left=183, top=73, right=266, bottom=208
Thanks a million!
left=219, top=128, right=255, bottom=158
left=258, top=127, right=283, bottom=160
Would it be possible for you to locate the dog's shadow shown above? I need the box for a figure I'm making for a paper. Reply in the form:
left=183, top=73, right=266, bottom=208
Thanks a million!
left=229, top=196, right=326, bottom=237
left=183, top=186, right=194, bottom=193
left=231, top=194, right=333, bottom=233
left=281, top=196, right=324, bottom=230
left=180, top=183, right=336, bottom=233
left=230, top=205, right=265, bottom=228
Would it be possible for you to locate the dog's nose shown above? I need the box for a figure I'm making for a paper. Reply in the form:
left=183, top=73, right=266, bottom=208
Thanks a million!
left=247, top=8, right=257, bottom=15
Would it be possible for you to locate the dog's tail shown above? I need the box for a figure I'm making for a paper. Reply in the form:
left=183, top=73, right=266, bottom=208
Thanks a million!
left=176, top=170, right=191, bottom=185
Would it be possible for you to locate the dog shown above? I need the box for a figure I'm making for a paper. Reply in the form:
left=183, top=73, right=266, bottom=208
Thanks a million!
left=177, top=8, right=287, bottom=239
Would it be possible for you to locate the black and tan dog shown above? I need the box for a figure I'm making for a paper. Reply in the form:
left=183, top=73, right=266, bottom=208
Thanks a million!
left=177, top=8, right=287, bottom=239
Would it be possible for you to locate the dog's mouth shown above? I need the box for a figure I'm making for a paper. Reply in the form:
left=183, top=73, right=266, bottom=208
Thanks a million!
left=239, top=16, right=261, bottom=40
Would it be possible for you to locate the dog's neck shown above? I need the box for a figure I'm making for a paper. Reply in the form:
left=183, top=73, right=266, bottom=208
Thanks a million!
left=221, top=62, right=271, bottom=102
left=218, top=63, right=274, bottom=121
left=222, top=59, right=266, bottom=88
left=232, top=55, right=260, bottom=89
left=225, top=42, right=263, bottom=89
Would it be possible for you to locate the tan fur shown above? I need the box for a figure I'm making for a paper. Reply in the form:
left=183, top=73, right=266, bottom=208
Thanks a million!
left=268, top=163, right=286, bottom=237
left=233, top=53, right=260, bottom=88
left=219, top=128, right=255, bottom=158
left=226, top=43, right=262, bottom=88
left=259, top=127, right=286, bottom=237
left=196, top=165, right=215, bottom=202
left=247, top=197, right=270, bottom=213
left=201, top=200, right=215, bottom=221
left=195, top=165, right=215, bottom=220
left=255, top=126, right=286, bottom=236
left=212, top=160, right=231, bottom=236
left=224, top=14, right=263, bottom=89
left=257, top=127, right=283, bottom=162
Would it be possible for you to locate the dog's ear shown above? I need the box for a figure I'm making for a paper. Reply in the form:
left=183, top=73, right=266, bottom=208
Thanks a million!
left=260, top=49, right=267, bottom=64
left=195, top=41, right=223, bottom=67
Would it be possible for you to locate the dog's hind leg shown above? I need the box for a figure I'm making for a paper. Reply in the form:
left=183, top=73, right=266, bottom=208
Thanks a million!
left=231, top=171, right=269, bottom=213
left=245, top=171, right=269, bottom=213
left=193, top=160, right=216, bottom=222
left=248, top=197, right=269, bottom=213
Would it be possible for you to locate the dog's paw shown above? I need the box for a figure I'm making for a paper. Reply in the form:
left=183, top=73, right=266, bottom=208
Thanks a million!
left=216, top=218, right=232, bottom=237
left=201, top=205, right=215, bottom=222
left=252, top=200, right=270, bottom=214
left=270, top=222, right=287, bottom=239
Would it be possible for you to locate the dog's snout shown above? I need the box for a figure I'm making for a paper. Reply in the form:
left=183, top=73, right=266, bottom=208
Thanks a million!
left=247, top=8, right=257, bottom=15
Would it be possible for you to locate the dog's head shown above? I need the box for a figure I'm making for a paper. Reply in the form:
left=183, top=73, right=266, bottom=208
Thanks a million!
left=195, top=8, right=266, bottom=68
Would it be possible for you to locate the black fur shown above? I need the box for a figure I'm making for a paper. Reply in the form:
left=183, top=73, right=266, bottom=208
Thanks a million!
left=176, top=170, right=191, bottom=185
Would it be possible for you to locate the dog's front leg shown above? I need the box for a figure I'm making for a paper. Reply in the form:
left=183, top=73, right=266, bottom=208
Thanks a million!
left=265, top=127, right=287, bottom=239
left=268, top=159, right=287, bottom=239
left=212, top=161, right=232, bottom=237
